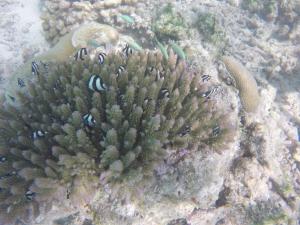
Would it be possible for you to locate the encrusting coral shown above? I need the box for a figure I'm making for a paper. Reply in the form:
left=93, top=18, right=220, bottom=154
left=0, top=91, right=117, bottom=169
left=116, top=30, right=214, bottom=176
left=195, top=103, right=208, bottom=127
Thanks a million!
left=0, top=49, right=229, bottom=224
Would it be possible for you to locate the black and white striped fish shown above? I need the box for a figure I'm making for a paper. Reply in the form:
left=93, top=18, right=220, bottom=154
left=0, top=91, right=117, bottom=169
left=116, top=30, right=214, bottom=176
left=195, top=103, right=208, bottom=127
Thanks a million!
left=32, top=130, right=46, bottom=139
left=83, top=113, right=96, bottom=127
left=25, top=191, right=35, bottom=201
left=201, top=74, right=211, bottom=82
left=17, top=78, right=25, bottom=87
left=118, top=94, right=125, bottom=104
left=212, top=125, right=220, bottom=137
left=116, top=65, right=125, bottom=77
left=159, top=88, right=170, bottom=99
left=122, top=44, right=133, bottom=57
left=31, top=61, right=39, bottom=76
left=143, top=97, right=153, bottom=105
left=98, top=52, right=106, bottom=64
left=201, top=86, right=220, bottom=99
left=146, top=66, right=163, bottom=80
left=67, top=189, right=71, bottom=199
left=74, top=48, right=88, bottom=61
left=157, top=70, right=165, bottom=81
left=179, top=125, right=191, bottom=137
left=147, top=66, right=155, bottom=74
left=88, top=75, right=106, bottom=91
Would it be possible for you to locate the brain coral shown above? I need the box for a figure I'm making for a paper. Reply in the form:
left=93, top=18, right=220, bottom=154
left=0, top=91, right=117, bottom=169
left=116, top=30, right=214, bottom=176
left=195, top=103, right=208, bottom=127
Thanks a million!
left=0, top=50, right=227, bottom=223
left=222, top=55, right=260, bottom=112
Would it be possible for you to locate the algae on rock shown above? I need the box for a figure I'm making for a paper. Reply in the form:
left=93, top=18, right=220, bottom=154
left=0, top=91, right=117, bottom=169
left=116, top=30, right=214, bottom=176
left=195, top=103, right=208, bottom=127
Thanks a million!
left=153, top=3, right=189, bottom=41
left=195, top=12, right=227, bottom=48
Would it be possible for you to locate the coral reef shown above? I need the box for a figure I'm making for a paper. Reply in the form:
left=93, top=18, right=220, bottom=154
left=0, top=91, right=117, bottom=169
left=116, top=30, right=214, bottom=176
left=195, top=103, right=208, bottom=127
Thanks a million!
left=152, top=3, right=189, bottom=41
left=241, top=0, right=300, bottom=23
left=6, top=22, right=121, bottom=103
left=222, top=55, right=260, bottom=113
left=245, top=200, right=290, bottom=225
left=0, top=49, right=230, bottom=224
left=40, top=0, right=139, bottom=45
left=194, top=12, right=227, bottom=47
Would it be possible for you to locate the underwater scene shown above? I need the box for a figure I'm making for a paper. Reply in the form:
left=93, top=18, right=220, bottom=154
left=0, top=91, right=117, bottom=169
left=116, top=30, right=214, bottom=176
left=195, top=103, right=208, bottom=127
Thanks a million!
left=0, top=0, right=300, bottom=224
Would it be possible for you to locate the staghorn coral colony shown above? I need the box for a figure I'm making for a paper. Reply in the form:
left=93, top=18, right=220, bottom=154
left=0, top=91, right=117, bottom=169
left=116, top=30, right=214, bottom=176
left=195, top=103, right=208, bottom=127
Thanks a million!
left=0, top=49, right=229, bottom=223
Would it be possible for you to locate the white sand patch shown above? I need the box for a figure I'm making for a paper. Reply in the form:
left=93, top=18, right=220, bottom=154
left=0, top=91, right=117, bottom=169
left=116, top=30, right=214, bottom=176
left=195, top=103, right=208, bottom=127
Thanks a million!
left=0, top=0, right=47, bottom=86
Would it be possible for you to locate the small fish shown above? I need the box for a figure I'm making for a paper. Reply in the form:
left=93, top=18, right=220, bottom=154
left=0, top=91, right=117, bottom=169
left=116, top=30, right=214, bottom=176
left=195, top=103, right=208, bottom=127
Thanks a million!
left=31, top=61, right=39, bottom=76
left=201, top=86, right=219, bottom=99
left=25, top=191, right=35, bottom=201
left=147, top=66, right=155, bottom=73
left=146, top=66, right=163, bottom=80
left=159, top=88, right=170, bottom=99
left=143, top=97, right=153, bottom=105
left=66, top=189, right=71, bottom=199
left=201, top=74, right=211, bottom=82
left=0, top=156, right=6, bottom=162
left=32, top=130, right=46, bottom=139
left=119, top=14, right=135, bottom=24
left=297, top=127, right=300, bottom=142
left=170, top=42, right=186, bottom=60
left=126, top=40, right=143, bottom=52
left=98, top=52, right=106, bottom=64
left=74, top=48, right=88, bottom=61
left=119, top=94, right=125, bottom=104
left=156, top=39, right=168, bottom=60
left=179, top=125, right=191, bottom=137
left=7, top=94, right=15, bottom=102
left=88, top=75, right=106, bottom=91
left=116, top=65, right=125, bottom=77
left=17, top=78, right=25, bottom=87
left=122, top=44, right=133, bottom=57
left=156, top=70, right=164, bottom=81
left=83, top=113, right=96, bottom=127
left=212, top=125, right=220, bottom=137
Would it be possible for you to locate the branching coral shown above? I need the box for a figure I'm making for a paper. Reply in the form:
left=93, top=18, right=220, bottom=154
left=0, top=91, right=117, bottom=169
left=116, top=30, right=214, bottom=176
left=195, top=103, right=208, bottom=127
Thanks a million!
left=0, top=50, right=228, bottom=223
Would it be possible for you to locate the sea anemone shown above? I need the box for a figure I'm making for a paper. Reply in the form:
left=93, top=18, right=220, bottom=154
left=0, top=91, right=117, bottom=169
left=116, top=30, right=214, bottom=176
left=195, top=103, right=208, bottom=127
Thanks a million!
left=0, top=50, right=227, bottom=223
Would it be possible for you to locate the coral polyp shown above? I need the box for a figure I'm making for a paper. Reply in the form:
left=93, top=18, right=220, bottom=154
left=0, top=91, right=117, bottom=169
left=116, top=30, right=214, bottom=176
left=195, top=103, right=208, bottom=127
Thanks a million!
left=0, top=50, right=226, bottom=223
